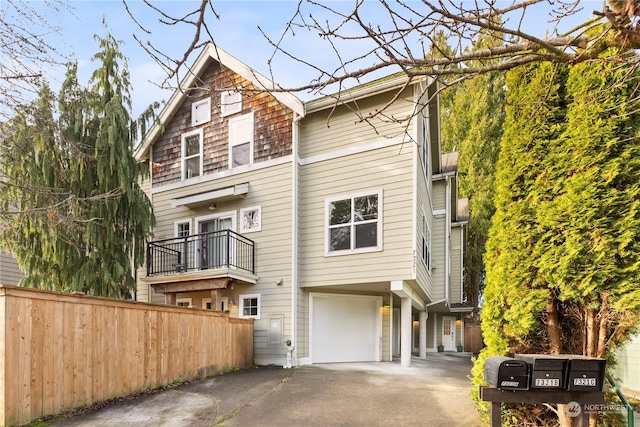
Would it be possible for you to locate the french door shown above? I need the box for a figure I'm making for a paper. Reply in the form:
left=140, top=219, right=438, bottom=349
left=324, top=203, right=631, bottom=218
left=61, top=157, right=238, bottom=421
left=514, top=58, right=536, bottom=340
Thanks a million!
left=196, top=213, right=235, bottom=269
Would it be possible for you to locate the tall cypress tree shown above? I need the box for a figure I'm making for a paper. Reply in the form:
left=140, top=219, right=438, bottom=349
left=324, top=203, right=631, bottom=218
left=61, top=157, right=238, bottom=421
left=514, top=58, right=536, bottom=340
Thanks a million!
left=1, top=30, right=154, bottom=298
left=474, top=49, right=640, bottom=426
left=439, top=31, right=506, bottom=319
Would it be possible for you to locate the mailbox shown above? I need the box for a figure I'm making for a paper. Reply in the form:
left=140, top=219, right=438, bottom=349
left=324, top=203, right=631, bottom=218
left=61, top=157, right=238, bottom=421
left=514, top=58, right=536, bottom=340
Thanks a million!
left=515, top=354, right=568, bottom=389
left=485, top=356, right=530, bottom=391
left=566, top=356, right=606, bottom=392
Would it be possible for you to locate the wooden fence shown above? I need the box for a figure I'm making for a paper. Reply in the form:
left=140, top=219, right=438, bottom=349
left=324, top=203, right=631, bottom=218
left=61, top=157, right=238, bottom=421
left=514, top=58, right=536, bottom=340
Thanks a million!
left=0, top=285, right=253, bottom=427
left=464, top=324, right=484, bottom=354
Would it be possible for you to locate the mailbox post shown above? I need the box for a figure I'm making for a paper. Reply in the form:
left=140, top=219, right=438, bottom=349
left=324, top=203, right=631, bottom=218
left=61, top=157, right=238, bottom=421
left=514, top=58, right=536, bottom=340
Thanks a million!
left=481, top=355, right=606, bottom=427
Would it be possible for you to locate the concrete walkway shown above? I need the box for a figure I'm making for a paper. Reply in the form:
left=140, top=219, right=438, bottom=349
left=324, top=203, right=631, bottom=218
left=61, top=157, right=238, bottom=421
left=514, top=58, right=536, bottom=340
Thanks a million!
left=46, top=353, right=481, bottom=427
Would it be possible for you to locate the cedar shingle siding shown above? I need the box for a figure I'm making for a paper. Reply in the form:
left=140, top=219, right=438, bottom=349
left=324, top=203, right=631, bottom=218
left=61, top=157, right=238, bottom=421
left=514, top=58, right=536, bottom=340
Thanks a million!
left=151, top=62, right=294, bottom=188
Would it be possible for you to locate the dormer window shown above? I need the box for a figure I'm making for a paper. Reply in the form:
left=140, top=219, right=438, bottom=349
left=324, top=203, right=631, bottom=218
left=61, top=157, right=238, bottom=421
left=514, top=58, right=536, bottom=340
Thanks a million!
left=191, top=98, right=211, bottom=126
left=221, top=91, right=242, bottom=117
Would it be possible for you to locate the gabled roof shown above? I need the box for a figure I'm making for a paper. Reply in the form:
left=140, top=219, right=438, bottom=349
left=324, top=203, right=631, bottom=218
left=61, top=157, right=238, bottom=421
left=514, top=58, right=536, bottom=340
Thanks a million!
left=305, top=73, right=432, bottom=114
left=135, top=43, right=305, bottom=161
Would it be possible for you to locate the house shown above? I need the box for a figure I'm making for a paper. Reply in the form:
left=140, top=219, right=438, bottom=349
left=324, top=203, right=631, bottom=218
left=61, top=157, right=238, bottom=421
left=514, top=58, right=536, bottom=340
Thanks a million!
left=0, top=250, right=22, bottom=285
left=134, top=43, right=471, bottom=367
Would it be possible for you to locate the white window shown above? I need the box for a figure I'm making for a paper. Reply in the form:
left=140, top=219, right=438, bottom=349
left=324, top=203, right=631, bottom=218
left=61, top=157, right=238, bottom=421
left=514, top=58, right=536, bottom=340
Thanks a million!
left=422, top=211, right=432, bottom=273
left=229, top=113, right=253, bottom=168
left=326, top=190, right=382, bottom=255
left=221, top=91, right=242, bottom=117
left=174, top=219, right=191, bottom=238
left=192, top=97, right=211, bottom=126
left=240, top=206, right=261, bottom=233
left=176, top=298, right=192, bottom=308
left=422, top=112, right=430, bottom=178
left=239, top=293, right=260, bottom=319
left=181, top=128, right=203, bottom=180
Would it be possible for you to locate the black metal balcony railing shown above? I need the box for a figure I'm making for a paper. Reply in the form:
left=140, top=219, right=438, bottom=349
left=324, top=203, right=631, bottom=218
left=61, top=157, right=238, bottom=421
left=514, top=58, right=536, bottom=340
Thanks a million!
left=147, top=230, right=255, bottom=277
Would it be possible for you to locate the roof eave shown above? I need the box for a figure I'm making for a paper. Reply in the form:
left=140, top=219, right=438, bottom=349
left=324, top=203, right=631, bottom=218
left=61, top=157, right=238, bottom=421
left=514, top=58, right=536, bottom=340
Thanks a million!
left=304, top=74, right=430, bottom=114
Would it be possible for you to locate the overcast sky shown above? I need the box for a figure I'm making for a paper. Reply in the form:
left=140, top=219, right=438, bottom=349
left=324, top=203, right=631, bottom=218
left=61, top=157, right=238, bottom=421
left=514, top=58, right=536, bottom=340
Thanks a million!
left=22, top=0, right=594, bottom=117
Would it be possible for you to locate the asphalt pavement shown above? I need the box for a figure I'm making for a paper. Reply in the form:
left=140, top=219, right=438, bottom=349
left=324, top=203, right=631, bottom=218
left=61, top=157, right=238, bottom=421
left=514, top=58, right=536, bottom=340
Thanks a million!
left=45, top=353, right=482, bottom=427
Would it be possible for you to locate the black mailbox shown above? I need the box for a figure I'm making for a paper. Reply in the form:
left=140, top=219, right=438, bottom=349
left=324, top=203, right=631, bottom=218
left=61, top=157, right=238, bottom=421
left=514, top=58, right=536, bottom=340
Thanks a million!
left=515, top=354, right=568, bottom=389
left=566, top=356, right=606, bottom=392
left=485, top=356, right=530, bottom=391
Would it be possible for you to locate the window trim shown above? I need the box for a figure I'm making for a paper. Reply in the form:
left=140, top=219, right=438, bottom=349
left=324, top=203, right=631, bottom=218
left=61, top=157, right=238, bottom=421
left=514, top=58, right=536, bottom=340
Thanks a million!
left=221, top=90, right=242, bottom=117
left=174, top=219, right=192, bottom=238
left=421, top=209, right=432, bottom=274
left=239, top=293, right=260, bottom=319
left=421, top=112, right=430, bottom=178
left=176, top=297, right=192, bottom=308
left=181, top=128, right=204, bottom=181
left=324, top=189, right=383, bottom=256
left=228, top=112, right=254, bottom=169
left=240, top=205, right=262, bottom=233
left=191, top=97, right=211, bottom=126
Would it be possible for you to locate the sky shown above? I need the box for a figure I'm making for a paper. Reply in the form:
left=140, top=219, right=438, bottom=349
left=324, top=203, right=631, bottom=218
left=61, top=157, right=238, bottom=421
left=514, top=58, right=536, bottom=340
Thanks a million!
left=11, top=0, right=597, bottom=117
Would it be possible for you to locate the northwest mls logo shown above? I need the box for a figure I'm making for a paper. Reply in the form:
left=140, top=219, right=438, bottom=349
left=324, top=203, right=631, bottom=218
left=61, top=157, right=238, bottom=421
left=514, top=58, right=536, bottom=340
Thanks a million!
left=566, top=401, right=582, bottom=417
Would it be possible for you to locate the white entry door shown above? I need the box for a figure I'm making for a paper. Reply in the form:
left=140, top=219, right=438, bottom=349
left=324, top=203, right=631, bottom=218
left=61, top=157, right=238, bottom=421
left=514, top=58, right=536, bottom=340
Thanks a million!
left=442, top=316, right=456, bottom=351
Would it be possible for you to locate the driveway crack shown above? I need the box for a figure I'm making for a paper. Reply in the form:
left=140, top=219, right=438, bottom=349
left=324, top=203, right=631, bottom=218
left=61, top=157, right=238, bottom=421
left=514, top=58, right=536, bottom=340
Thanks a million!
left=211, top=372, right=293, bottom=426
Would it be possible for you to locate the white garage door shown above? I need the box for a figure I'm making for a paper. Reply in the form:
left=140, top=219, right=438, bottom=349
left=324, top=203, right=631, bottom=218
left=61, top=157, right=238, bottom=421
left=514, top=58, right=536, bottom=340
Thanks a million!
left=311, top=294, right=381, bottom=363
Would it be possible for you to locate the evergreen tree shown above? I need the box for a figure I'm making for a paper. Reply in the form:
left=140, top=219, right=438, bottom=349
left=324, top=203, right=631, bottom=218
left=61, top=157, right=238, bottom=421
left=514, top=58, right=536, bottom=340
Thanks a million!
left=439, top=30, right=506, bottom=320
left=1, top=30, right=155, bottom=298
left=473, top=49, right=640, bottom=426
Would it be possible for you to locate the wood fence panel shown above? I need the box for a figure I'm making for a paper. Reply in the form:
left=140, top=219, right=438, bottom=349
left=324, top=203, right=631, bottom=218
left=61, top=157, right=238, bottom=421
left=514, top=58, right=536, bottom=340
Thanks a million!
left=464, top=324, right=483, bottom=354
left=0, top=285, right=253, bottom=427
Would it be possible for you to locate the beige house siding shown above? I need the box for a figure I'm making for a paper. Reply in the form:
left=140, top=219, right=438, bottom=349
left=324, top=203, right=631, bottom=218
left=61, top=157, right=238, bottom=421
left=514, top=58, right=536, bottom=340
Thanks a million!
left=450, top=226, right=463, bottom=304
left=137, top=162, right=295, bottom=364
left=415, top=162, right=434, bottom=301
left=299, top=87, right=415, bottom=159
left=432, top=180, right=447, bottom=210
left=0, top=251, right=22, bottom=285
left=298, top=143, right=414, bottom=287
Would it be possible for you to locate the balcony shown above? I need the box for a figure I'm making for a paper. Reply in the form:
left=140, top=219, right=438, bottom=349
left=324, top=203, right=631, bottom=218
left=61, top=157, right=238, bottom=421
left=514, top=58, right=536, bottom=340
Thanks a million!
left=144, top=230, right=257, bottom=294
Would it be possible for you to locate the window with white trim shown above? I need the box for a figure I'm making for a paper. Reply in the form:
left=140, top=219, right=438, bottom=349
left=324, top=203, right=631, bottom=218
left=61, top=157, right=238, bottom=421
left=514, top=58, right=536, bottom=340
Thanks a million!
left=191, top=97, right=211, bottom=126
left=221, top=91, right=242, bottom=117
left=422, top=112, right=430, bottom=178
left=229, top=113, right=253, bottom=168
left=239, top=293, right=260, bottom=319
left=422, top=212, right=432, bottom=273
left=326, top=190, right=382, bottom=255
left=176, top=298, right=192, bottom=308
left=174, top=219, right=191, bottom=238
left=181, top=129, right=203, bottom=180
left=240, top=206, right=261, bottom=233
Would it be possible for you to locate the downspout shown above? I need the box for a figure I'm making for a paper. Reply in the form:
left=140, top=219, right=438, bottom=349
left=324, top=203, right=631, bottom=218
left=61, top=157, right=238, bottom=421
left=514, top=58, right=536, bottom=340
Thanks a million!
left=445, top=175, right=451, bottom=306
left=146, top=149, right=155, bottom=303
left=288, top=112, right=302, bottom=368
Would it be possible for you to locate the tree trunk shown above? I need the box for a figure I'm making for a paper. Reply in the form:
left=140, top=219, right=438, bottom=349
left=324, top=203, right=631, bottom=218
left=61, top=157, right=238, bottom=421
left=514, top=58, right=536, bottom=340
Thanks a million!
left=586, top=308, right=597, bottom=357
left=550, top=294, right=575, bottom=427
left=547, top=293, right=561, bottom=354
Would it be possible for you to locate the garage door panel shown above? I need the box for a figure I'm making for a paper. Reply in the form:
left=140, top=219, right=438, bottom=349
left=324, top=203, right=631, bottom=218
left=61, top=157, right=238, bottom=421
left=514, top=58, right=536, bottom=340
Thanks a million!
left=311, top=294, right=381, bottom=363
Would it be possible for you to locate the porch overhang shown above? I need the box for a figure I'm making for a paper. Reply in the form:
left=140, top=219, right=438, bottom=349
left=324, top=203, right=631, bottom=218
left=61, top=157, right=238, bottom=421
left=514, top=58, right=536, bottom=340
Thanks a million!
left=170, top=182, right=249, bottom=209
left=142, top=268, right=258, bottom=294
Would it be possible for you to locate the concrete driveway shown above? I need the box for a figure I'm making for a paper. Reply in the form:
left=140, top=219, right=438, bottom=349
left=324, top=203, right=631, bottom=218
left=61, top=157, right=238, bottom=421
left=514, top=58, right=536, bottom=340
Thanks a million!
left=46, top=353, right=482, bottom=427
